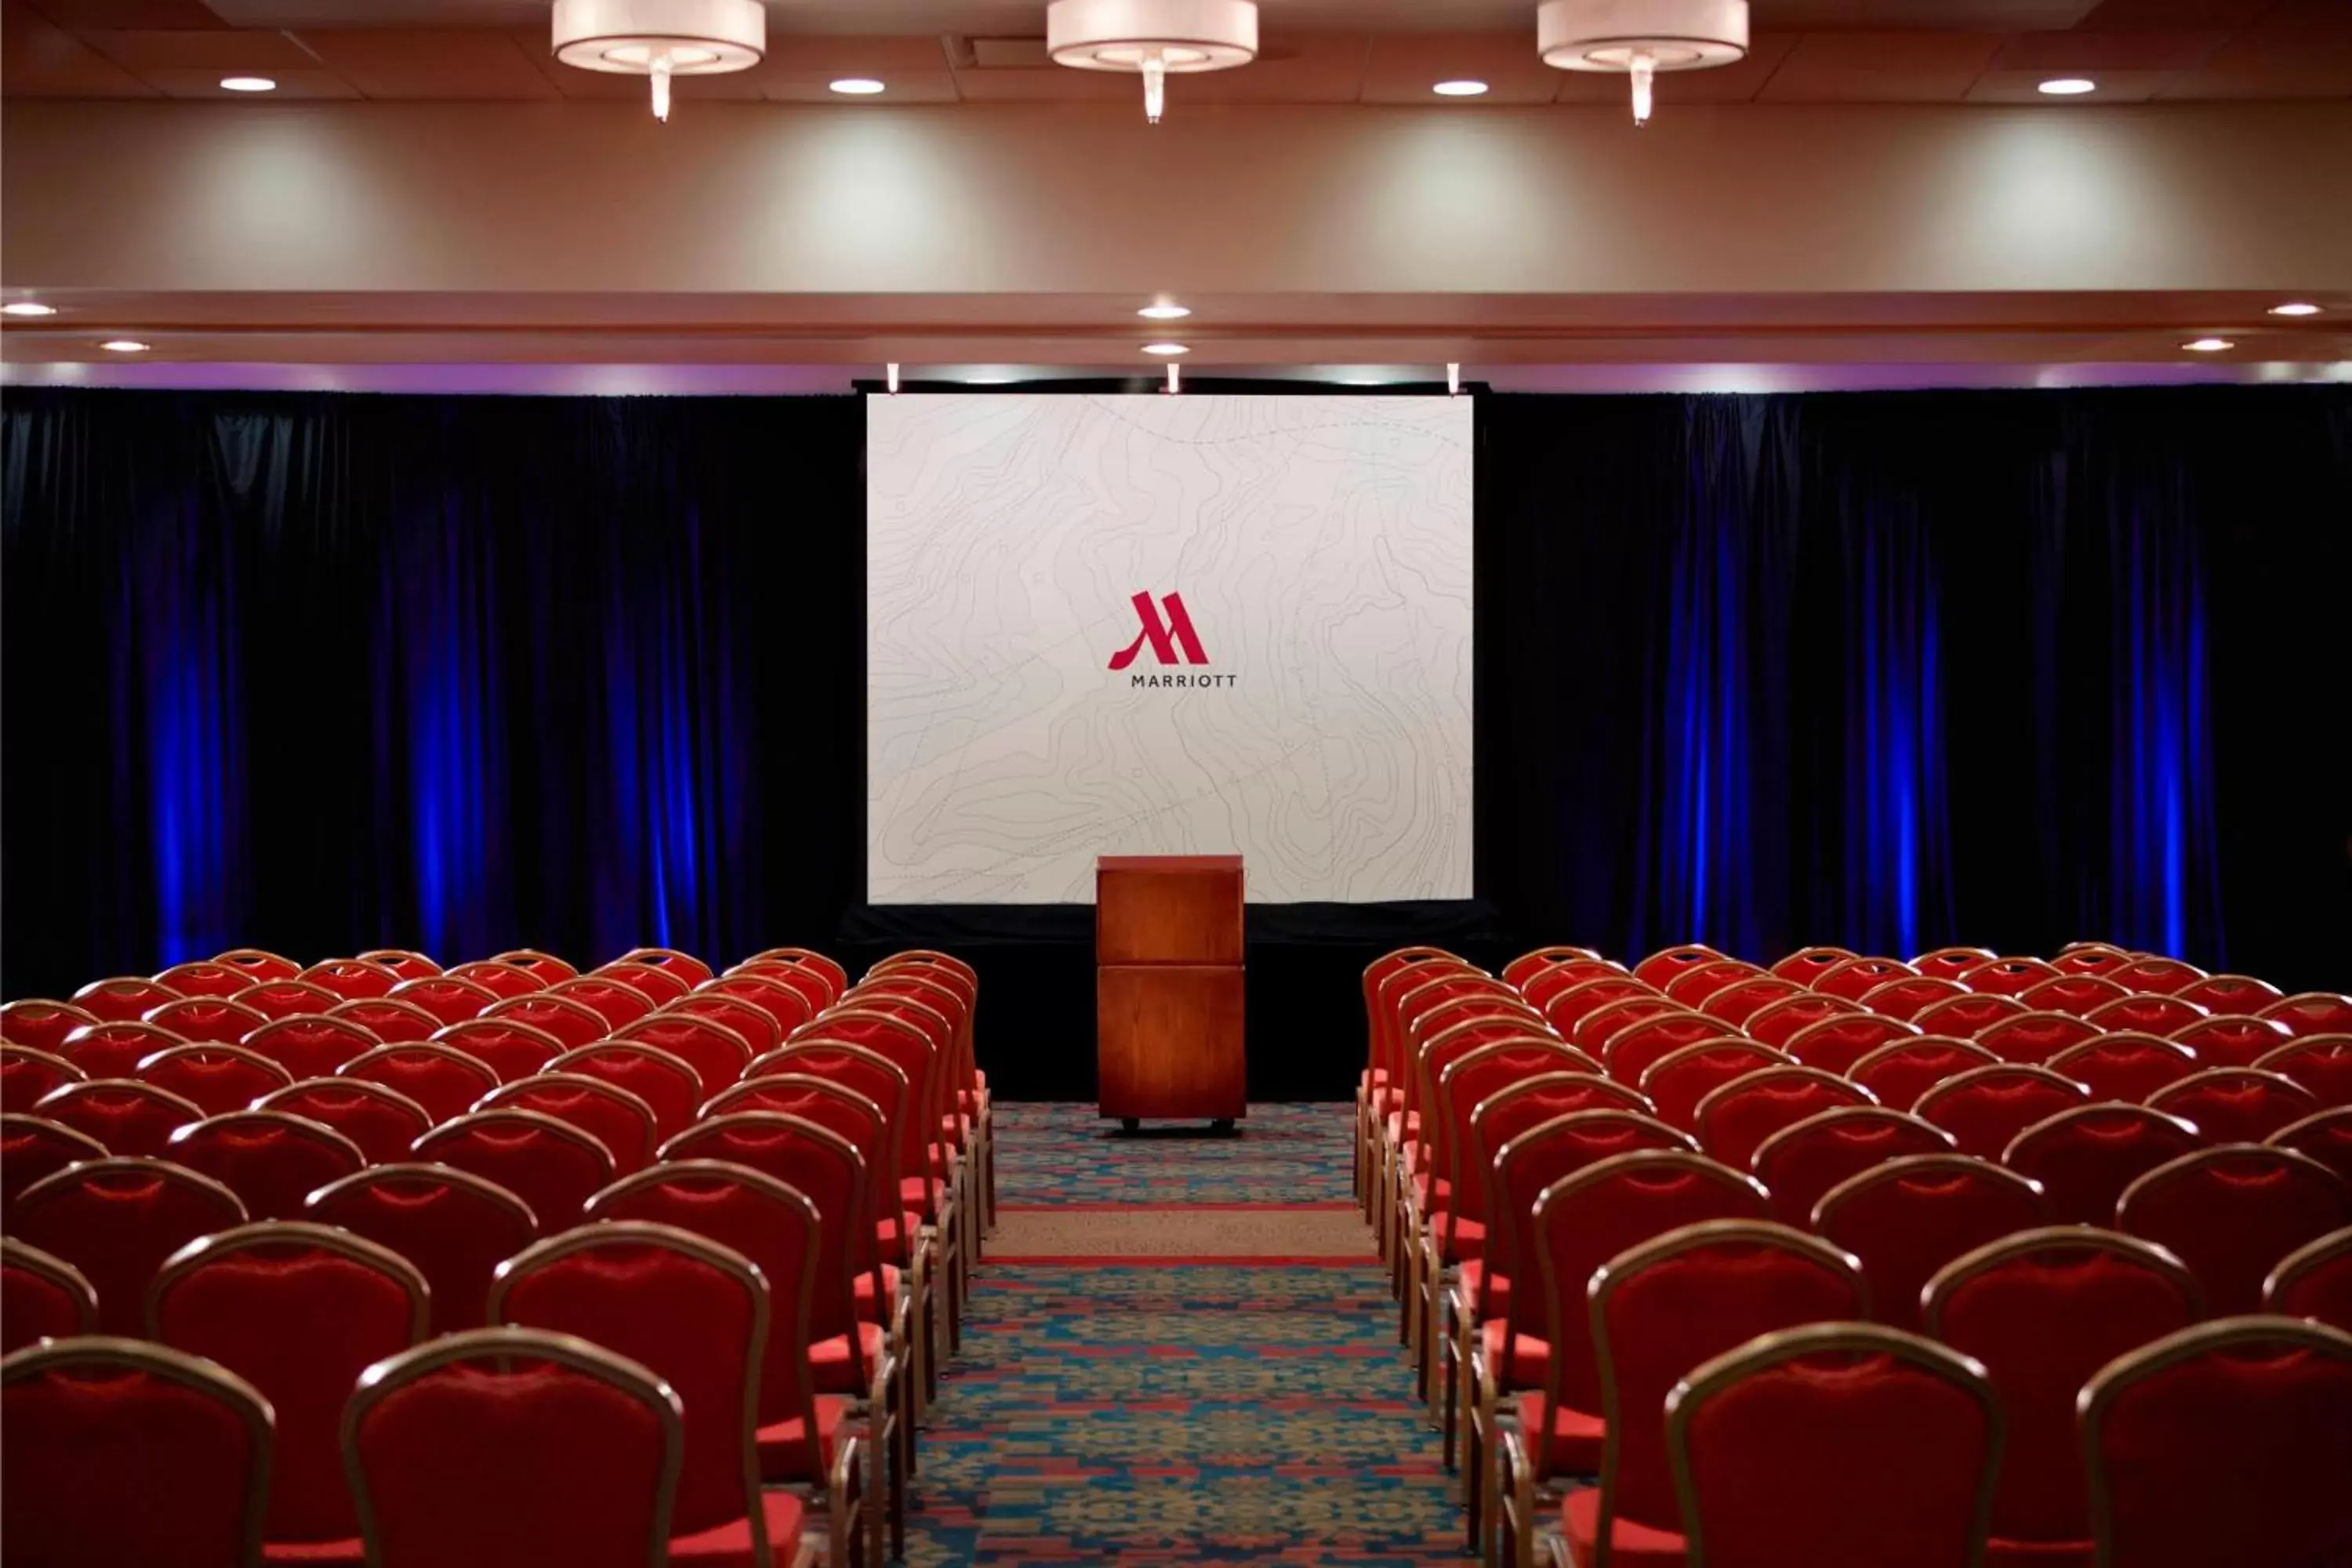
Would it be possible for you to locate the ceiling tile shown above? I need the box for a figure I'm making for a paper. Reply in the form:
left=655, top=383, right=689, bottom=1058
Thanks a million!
left=130, top=64, right=360, bottom=96
left=765, top=34, right=956, bottom=74
left=1185, top=34, right=1367, bottom=103
left=1550, top=31, right=1798, bottom=103
left=949, top=64, right=1139, bottom=102
left=1993, top=29, right=2227, bottom=70
left=761, top=70, right=963, bottom=103
left=1362, top=31, right=1550, bottom=104
left=1965, top=66, right=2179, bottom=100
left=1757, top=29, right=2007, bottom=100
left=17, top=0, right=225, bottom=25
left=2073, top=0, right=2268, bottom=27
left=76, top=27, right=318, bottom=68
left=296, top=29, right=559, bottom=98
left=2, top=0, right=158, bottom=94
left=2158, top=15, right=2352, bottom=99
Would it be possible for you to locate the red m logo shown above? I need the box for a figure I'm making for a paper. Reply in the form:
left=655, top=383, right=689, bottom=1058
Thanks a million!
left=1108, top=591, right=1210, bottom=670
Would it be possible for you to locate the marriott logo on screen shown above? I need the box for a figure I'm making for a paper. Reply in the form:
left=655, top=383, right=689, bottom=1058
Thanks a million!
left=1109, top=591, right=1237, bottom=689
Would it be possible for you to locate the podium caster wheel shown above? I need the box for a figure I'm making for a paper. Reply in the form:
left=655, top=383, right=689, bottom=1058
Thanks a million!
left=1122, top=1118, right=1140, bottom=1133
left=1211, top=1119, right=1235, bottom=1134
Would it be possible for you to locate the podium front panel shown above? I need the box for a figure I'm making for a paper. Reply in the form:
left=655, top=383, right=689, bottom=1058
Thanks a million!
left=1097, top=964, right=1247, bottom=1120
left=1096, top=855, right=1244, bottom=967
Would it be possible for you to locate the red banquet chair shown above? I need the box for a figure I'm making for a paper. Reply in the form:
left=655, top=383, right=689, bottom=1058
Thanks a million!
left=597, top=959, right=695, bottom=1007
left=1500, top=946, right=1602, bottom=992
left=0, top=1114, right=108, bottom=1209
left=339, top=1041, right=501, bottom=1123
left=2118, top=1145, right=2352, bottom=1314
left=1858, top=974, right=1970, bottom=1023
left=548, top=974, right=659, bottom=1030
left=1741, top=991, right=1860, bottom=1051
left=432, top=1018, right=568, bottom=1082
left=1631, top=944, right=1726, bottom=990
left=1664, top=1323, right=2002, bottom=1568
left=480, top=1073, right=660, bottom=1175
left=413, top=1108, right=615, bottom=1230
left=692, top=974, right=813, bottom=1043
left=551, top=1041, right=706, bottom=1142
left=1563, top=1221, right=1867, bottom=1568
left=1661, top=958, right=1766, bottom=1010
left=1543, top=977, right=1659, bottom=1040
left=1693, top=1065, right=1875, bottom=1174
left=0, top=998, right=100, bottom=1054
left=1813, top=956, right=1918, bottom=1002
left=341, top=1327, right=684, bottom=1568
left=615, top=945, right=718, bottom=989
left=1637, top=1040, right=1793, bottom=1131
left=56, top=1019, right=188, bottom=1079
left=32, top=1076, right=203, bottom=1156
left=2001, top=1103, right=2201, bottom=1227
left=72, top=974, right=183, bottom=1022
left=1961, top=956, right=2061, bottom=997
left=2086, top=993, right=2209, bottom=1038
left=2171, top=1012, right=2294, bottom=1069
left=143, top=995, right=269, bottom=1044
left=150, top=1221, right=430, bottom=1552
left=2079, top=1318, right=2352, bottom=1568
left=1598, top=1011, right=1730, bottom=1087
left=215, top=946, right=301, bottom=983
left=2051, top=943, right=2129, bottom=975
left=755, top=946, right=851, bottom=998
left=2044, top=1033, right=2198, bottom=1104
left=255, top=1077, right=434, bottom=1164
left=326, top=996, right=443, bottom=1044
left=354, top=949, right=442, bottom=982
left=1495, top=1151, right=1769, bottom=1568
left=2175, top=972, right=2284, bottom=1014
left=1, top=1237, right=99, bottom=1353
left=299, top=957, right=402, bottom=1001
left=1913, top=945, right=1998, bottom=982
left=485, top=990, right=614, bottom=1050
left=1, top=1044, right=84, bottom=1113
left=154, top=960, right=261, bottom=999
left=1974, top=1010, right=2100, bottom=1065
left=1568, top=995, right=1674, bottom=1061
left=306, top=1163, right=538, bottom=1337
left=1915, top=991, right=2031, bottom=1040
left=1847, top=1036, right=2000, bottom=1114
left=2, top=1336, right=275, bottom=1568
left=2266, top=1227, right=2352, bottom=1333
left=1701, top=974, right=1804, bottom=1027
left=736, top=959, right=837, bottom=1019
left=165, top=1109, right=366, bottom=1220
left=1751, top=1105, right=1956, bottom=1228
left=235, top=978, right=341, bottom=1022
left=2109, top=955, right=2209, bottom=995
left=622, top=1011, right=758, bottom=1094
left=1813, top=1154, right=2050, bottom=1333
left=385, top=973, right=498, bottom=1025
left=2259, top=991, right=2352, bottom=1039
left=1769, top=945, right=1857, bottom=983
left=1781, top=1011, right=1918, bottom=1075
left=2266, top=1101, right=2352, bottom=1182
left=1922, top=1228, right=2201, bottom=1565
left=134, top=1041, right=293, bottom=1115
left=242, top=1012, right=384, bottom=1080
left=2016, top=973, right=2129, bottom=1017
left=1915, top=1063, right=2090, bottom=1160
left=445, top=958, right=548, bottom=1000
left=2148, top=1067, right=2318, bottom=1145
left=492, top=946, right=580, bottom=982
left=490, top=1223, right=815, bottom=1568
left=7, top=1157, right=247, bottom=1335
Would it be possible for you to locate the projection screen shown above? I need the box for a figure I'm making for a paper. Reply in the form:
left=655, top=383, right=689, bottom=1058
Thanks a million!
left=866, top=394, right=1472, bottom=904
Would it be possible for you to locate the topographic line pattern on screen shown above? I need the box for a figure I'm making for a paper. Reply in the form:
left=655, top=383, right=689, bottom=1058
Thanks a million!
left=866, top=394, right=1473, bottom=903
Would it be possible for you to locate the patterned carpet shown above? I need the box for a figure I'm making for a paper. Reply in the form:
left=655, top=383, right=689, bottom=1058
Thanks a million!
left=897, top=1102, right=1469, bottom=1565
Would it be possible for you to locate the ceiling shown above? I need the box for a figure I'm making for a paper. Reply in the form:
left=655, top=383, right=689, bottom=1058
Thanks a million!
left=7, top=0, right=2350, bottom=105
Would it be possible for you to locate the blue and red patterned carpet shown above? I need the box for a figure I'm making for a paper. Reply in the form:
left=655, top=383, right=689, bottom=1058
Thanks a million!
left=898, top=1103, right=1468, bottom=1565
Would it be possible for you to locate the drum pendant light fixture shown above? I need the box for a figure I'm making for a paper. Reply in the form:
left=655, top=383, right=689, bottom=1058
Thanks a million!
left=1047, top=0, right=1259, bottom=124
left=551, top=0, right=766, bottom=122
left=1537, top=0, right=1748, bottom=125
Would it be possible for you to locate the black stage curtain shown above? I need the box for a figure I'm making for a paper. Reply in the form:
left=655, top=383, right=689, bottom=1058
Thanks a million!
left=5, top=386, right=2347, bottom=1100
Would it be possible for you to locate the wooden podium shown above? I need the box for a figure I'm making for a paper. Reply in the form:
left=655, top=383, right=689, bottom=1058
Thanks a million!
left=1096, top=855, right=1245, bottom=1128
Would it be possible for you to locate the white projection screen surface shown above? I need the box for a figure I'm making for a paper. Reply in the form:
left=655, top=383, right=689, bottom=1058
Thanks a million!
left=866, top=394, right=1472, bottom=905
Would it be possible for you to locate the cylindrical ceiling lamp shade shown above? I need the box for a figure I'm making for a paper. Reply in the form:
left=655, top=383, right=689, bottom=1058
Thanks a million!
left=1537, top=0, right=1748, bottom=125
left=1047, top=0, right=1259, bottom=123
left=551, top=0, right=766, bottom=121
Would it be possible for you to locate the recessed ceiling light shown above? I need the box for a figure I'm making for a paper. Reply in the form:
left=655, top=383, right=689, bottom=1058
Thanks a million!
left=2268, top=302, right=2321, bottom=317
left=2038, top=78, right=2096, bottom=95
left=1138, top=303, right=1191, bottom=321
left=1142, top=342, right=1189, bottom=356
left=2, top=302, right=58, bottom=317
left=1432, top=79, right=1489, bottom=96
left=220, top=75, right=277, bottom=92
left=829, top=78, right=886, bottom=95
left=2181, top=337, right=2234, bottom=352
left=100, top=339, right=151, bottom=353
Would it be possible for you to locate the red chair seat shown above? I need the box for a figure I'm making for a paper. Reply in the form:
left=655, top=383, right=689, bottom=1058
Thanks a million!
left=876, top=1214, right=924, bottom=1265
left=1562, top=1485, right=1686, bottom=1566
left=1483, top=1319, right=1551, bottom=1388
left=852, top=1265, right=902, bottom=1319
left=1425, top=1212, right=1485, bottom=1260
left=1514, top=1391, right=1604, bottom=1474
left=1459, top=1260, right=1511, bottom=1319
left=754, top=1394, right=854, bottom=1479
left=667, top=1486, right=805, bottom=1567
left=809, top=1322, right=888, bottom=1394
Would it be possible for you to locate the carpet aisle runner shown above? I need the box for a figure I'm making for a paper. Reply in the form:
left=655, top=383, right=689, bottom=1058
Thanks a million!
left=898, top=1103, right=1468, bottom=1566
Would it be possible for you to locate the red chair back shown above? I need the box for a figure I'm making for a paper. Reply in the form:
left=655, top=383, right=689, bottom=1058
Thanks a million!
left=1599, top=1011, right=1730, bottom=1087
left=550, top=1042, right=706, bottom=1141
left=1768, top=946, right=1856, bottom=982
left=1365, top=949, right=1465, bottom=1088
left=547, top=975, right=656, bottom=1030
left=1520, top=959, right=1631, bottom=1013
left=2118, top=1145, right=2352, bottom=1314
left=153, top=961, right=256, bottom=999
left=2080, top=1318, right=2352, bottom=1568
left=1693, top=1065, right=1876, bottom=1174
left=1543, top=976, right=1659, bottom=1037
left=32, top=1077, right=202, bottom=1156
left=0, top=1113, right=107, bottom=1208
left=215, top=947, right=300, bottom=983
left=1813, top=1155, right=2049, bottom=1331
left=1485, top=1108, right=1694, bottom=1339
left=734, top=960, right=835, bottom=1019
left=2051, top=943, right=2128, bottom=975
left=72, top=975, right=183, bottom=1022
left=1662, top=959, right=1765, bottom=1009
left=2264, top=1229, right=2352, bottom=1333
left=1975, top=1010, right=2100, bottom=1064
left=165, top=1110, right=367, bottom=1220
left=143, top=996, right=269, bottom=1044
left=432, top=1019, right=566, bottom=1083
left=492, top=947, right=579, bottom=981
left=1911, top=946, right=1997, bottom=982
left=2268, top=1106, right=2352, bottom=1186
left=2110, top=956, right=2208, bottom=995
left=1638, top=1040, right=1792, bottom=1131
left=354, top=949, right=441, bottom=982
left=2002, top=1103, right=2201, bottom=1225
left=2016, top=973, right=2128, bottom=1016
left=484, top=992, right=612, bottom=1049
left=234, top=978, right=340, bottom=1022
left=326, top=996, right=442, bottom=1043
left=1911, top=991, right=2029, bottom=1039
left=695, top=973, right=814, bottom=1039
left=255, top=1077, right=434, bottom=1164
left=796, top=1012, right=941, bottom=1207
left=242, top=1013, right=383, bottom=1080
left=2087, top=993, right=2208, bottom=1037
left=343, top=1327, right=683, bottom=1568
left=2171, top=1012, right=2295, bottom=1069
left=1960, top=956, right=2060, bottom=997
left=491, top=1223, right=768, bottom=1546
left=619, top=1011, right=757, bottom=1093
left=2, top=1337, right=274, bottom=1567
left=57, top=1019, right=187, bottom=1080
left=1922, top=1229, right=2201, bottom=1551
left=1848, top=1036, right=2000, bottom=1113
left=151, top=1221, right=429, bottom=1542
left=1744, top=990, right=1862, bottom=1051
left=1915, top=1064, right=2090, bottom=1159
left=2260, top=992, right=2352, bottom=1038
left=2172, top=973, right=2284, bottom=1014
left=1782, top=1011, right=1918, bottom=1075
left=2044, top=1033, right=2198, bottom=1103
left=615, top=946, right=717, bottom=988
left=445, top=959, right=547, bottom=1000
left=2147, top=1067, right=2320, bottom=1145
left=1631, top=945, right=1725, bottom=989
left=1858, top=974, right=1969, bottom=1022
left=413, top=1109, right=615, bottom=1230
left=133, top=1042, right=292, bottom=1115
left=1501, top=946, right=1601, bottom=990
left=1665, top=1324, right=2001, bottom=1568
left=1751, top=1106, right=1956, bottom=1226
left=386, top=974, right=497, bottom=1025
left=1587, top=1221, right=1867, bottom=1544
left=1813, top=956, right=1917, bottom=1002
left=1, top=999, right=100, bottom=1054
left=1, top=1044, right=83, bottom=1114
left=340, top=1041, right=500, bottom=1123
left=7, top=1157, right=246, bottom=1334
left=480, top=1074, right=659, bottom=1175
left=596, top=960, right=692, bottom=1007
left=305, top=1163, right=538, bottom=1335
left=299, top=958, right=401, bottom=1001
left=1, top=1237, right=98, bottom=1352
left=1700, top=974, right=1803, bottom=1027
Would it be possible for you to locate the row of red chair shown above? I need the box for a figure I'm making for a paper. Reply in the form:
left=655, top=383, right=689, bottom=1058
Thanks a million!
left=1357, top=941, right=2352, bottom=1567
left=2, top=942, right=988, bottom=1568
